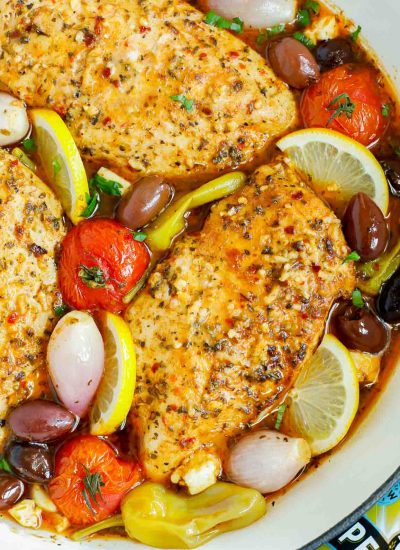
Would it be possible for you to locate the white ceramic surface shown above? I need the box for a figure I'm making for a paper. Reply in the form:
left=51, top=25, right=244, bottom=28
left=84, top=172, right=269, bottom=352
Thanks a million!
left=1, top=1, right=400, bottom=549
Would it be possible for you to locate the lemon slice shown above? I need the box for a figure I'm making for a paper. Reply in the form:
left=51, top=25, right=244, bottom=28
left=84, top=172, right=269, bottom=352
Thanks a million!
left=30, top=109, right=89, bottom=224
left=90, top=312, right=136, bottom=436
left=277, top=128, right=389, bottom=214
left=282, top=334, right=359, bottom=456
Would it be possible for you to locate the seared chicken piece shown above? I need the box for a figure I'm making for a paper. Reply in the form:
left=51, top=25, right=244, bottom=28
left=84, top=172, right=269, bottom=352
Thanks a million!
left=0, top=150, right=66, bottom=448
left=0, top=0, right=296, bottom=185
left=126, top=159, right=356, bottom=493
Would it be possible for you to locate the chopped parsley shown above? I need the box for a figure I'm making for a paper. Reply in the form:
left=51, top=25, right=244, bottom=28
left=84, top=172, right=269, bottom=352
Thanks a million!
left=343, top=251, right=361, bottom=264
left=81, top=464, right=105, bottom=515
left=52, top=158, right=61, bottom=177
left=275, top=404, right=287, bottom=431
left=352, top=289, right=365, bottom=309
left=132, top=231, right=147, bottom=242
left=0, top=456, right=12, bottom=474
left=78, top=265, right=107, bottom=289
left=304, top=0, right=320, bottom=14
left=54, top=303, right=69, bottom=317
left=81, top=191, right=100, bottom=218
left=22, top=138, right=36, bottom=152
left=297, top=9, right=311, bottom=27
left=256, top=24, right=286, bottom=45
left=382, top=103, right=391, bottom=118
left=350, top=25, right=362, bottom=42
left=170, top=94, right=194, bottom=113
left=204, top=11, right=244, bottom=34
left=326, top=93, right=356, bottom=127
left=293, top=31, right=315, bottom=50
left=89, top=173, right=123, bottom=197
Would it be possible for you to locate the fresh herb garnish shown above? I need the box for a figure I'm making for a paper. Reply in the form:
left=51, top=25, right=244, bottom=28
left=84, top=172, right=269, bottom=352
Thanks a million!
left=343, top=251, right=361, bottom=264
left=293, top=31, right=315, bottom=50
left=81, top=464, right=105, bottom=515
left=382, top=103, right=391, bottom=118
left=352, top=288, right=365, bottom=309
left=54, top=303, right=69, bottom=317
left=78, top=265, right=107, bottom=289
left=132, top=231, right=147, bottom=242
left=326, top=93, right=356, bottom=127
left=0, top=456, right=12, bottom=474
left=170, top=94, right=194, bottom=113
left=89, top=173, right=123, bottom=197
left=297, top=9, right=311, bottom=27
left=52, top=158, right=61, bottom=177
left=204, top=11, right=244, bottom=34
left=256, top=24, right=286, bottom=45
left=22, top=138, right=36, bottom=152
left=350, top=25, right=362, bottom=42
left=304, top=0, right=320, bottom=14
left=275, top=404, right=287, bottom=431
left=81, top=191, right=100, bottom=218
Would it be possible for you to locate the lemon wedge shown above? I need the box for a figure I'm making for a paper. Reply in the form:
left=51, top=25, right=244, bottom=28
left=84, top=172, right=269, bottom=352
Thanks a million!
left=277, top=128, right=389, bottom=214
left=90, top=312, right=136, bottom=436
left=30, top=109, right=89, bottom=224
left=282, top=334, right=359, bottom=456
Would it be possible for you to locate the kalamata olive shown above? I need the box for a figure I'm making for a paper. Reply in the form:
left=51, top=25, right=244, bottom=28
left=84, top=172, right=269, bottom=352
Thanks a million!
left=380, top=159, right=400, bottom=197
left=314, top=38, right=354, bottom=72
left=0, top=475, right=25, bottom=510
left=116, top=176, right=173, bottom=229
left=334, top=305, right=389, bottom=354
left=343, top=193, right=389, bottom=261
left=267, top=37, right=320, bottom=89
left=377, top=268, right=400, bottom=324
left=6, top=443, right=54, bottom=483
left=8, top=400, right=75, bottom=443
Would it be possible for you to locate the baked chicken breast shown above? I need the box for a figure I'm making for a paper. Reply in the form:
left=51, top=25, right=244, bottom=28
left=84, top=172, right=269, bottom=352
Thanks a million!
left=0, top=0, right=296, bottom=185
left=0, top=150, right=66, bottom=448
left=126, top=159, right=356, bottom=494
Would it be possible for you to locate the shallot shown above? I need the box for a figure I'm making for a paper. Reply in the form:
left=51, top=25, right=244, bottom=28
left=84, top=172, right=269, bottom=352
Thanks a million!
left=206, top=0, right=297, bottom=29
left=47, top=311, right=104, bottom=416
left=0, top=92, right=29, bottom=146
left=226, top=430, right=311, bottom=493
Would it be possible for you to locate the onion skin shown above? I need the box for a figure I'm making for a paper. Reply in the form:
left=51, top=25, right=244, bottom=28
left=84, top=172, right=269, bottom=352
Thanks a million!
left=0, top=92, right=29, bottom=146
left=226, top=430, right=311, bottom=493
left=47, top=311, right=104, bottom=417
left=206, top=0, right=297, bottom=29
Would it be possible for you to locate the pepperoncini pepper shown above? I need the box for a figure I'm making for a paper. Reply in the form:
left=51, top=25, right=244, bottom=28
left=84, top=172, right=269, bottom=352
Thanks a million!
left=146, top=172, right=246, bottom=253
left=359, top=239, right=400, bottom=295
left=72, top=481, right=267, bottom=549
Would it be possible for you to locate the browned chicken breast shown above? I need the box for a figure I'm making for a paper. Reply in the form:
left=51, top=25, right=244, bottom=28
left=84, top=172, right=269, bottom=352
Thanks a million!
left=0, top=150, right=66, bottom=448
left=0, top=0, right=296, bottom=185
left=126, top=159, right=356, bottom=494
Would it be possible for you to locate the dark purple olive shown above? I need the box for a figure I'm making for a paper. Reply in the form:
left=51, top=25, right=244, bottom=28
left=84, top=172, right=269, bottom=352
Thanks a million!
left=0, top=475, right=24, bottom=510
left=377, top=268, right=400, bottom=324
left=6, top=443, right=54, bottom=483
left=8, top=400, right=75, bottom=443
left=314, top=38, right=354, bottom=72
left=343, top=193, right=389, bottom=261
left=334, top=305, right=389, bottom=354
left=267, top=37, right=320, bottom=89
left=116, top=175, right=173, bottom=230
left=380, top=159, right=400, bottom=197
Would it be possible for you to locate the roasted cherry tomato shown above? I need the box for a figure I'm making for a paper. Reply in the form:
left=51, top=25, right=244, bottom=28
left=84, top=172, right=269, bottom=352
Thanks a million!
left=59, top=219, right=150, bottom=313
left=301, top=64, right=390, bottom=146
left=49, top=435, right=142, bottom=526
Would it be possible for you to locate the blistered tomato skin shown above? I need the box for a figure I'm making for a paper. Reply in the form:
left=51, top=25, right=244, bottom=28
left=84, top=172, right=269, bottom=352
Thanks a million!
left=59, top=219, right=150, bottom=313
left=301, top=64, right=390, bottom=147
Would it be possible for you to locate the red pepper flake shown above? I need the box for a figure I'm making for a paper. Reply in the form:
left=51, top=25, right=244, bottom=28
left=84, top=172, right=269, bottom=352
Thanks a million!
left=54, top=105, right=66, bottom=118
left=284, top=226, right=295, bottom=235
left=10, top=159, right=18, bottom=166
left=20, top=380, right=27, bottom=389
left=291, top=191, right=304, bottom=200
left=112, top=80, right=121, bottom=88
left=237, top=141, right=246, bottom=150
left=225, top=318, right=234, bottom=327
left=167, top=404, right=178, bottom=412
left=139, top=26, right=151, bottom=34
left=229, top=51, right=240, bottom=58
left=103, top=116, right=112, bottom=126
left=179, top=437, right=196, bottom=449
left=102, top=67, right=111, bottom=79
left=312, top=264, right=321, bottom=274
left=83, top=31, right=96, bottom=47
left=7, top=312, right=18, bottom=324
left=247, top=101, right=255, bottom=114
left=373, top=263, right=380, bottom=271
left=151, top=362, right=160, bottom=373
left=239, top=63, right=246, bottom=70
left=15, top=224, right=24, bottom=239
left=94, top=16, right=104, bottom=35
left=202, top=107, right=212, bottom=116
left=199, top=52, right=207, bottom=60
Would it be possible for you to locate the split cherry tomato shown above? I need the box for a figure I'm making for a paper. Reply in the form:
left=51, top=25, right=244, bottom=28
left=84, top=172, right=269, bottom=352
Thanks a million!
left=301, top=64, right=390, bottom=147
left=49, top=435, right=142, bottom=526
left=59, top=219, right=150, bottom=313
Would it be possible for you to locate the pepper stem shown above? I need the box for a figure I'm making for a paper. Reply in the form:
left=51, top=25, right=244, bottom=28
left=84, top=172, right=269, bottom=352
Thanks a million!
left=71, top=515, right=124, bottom=541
